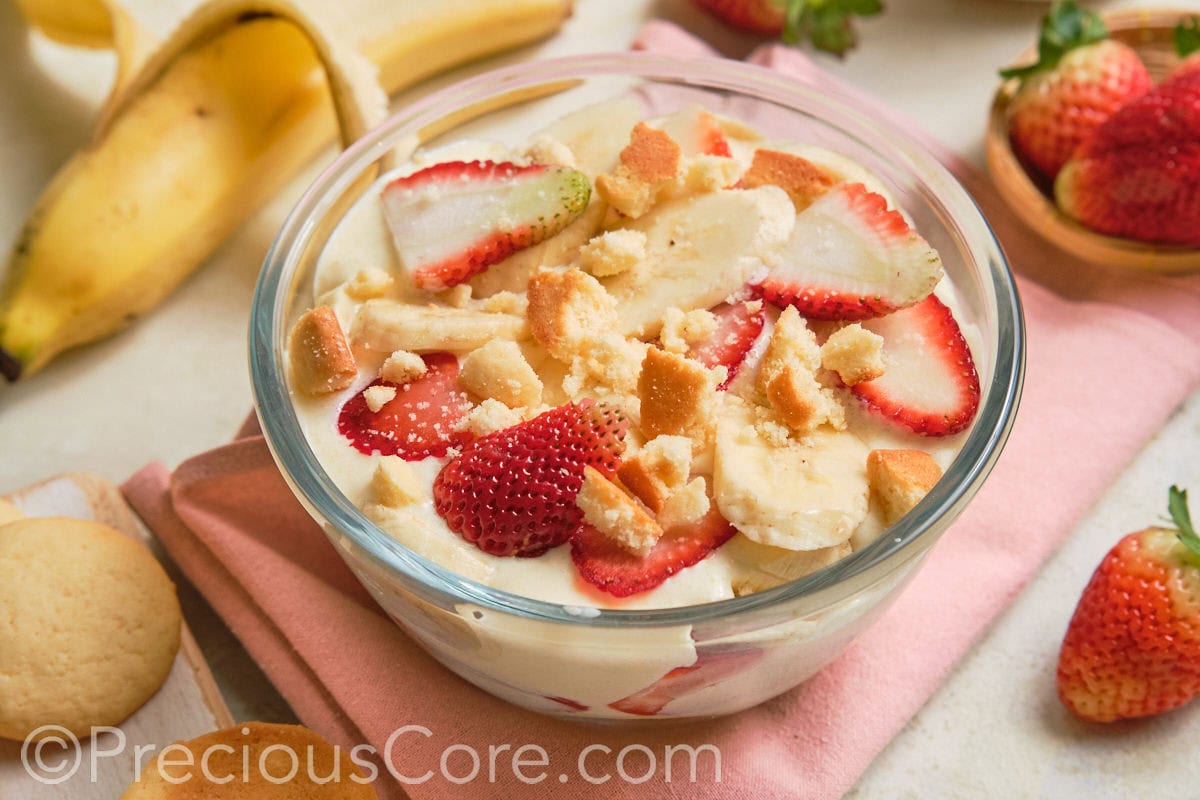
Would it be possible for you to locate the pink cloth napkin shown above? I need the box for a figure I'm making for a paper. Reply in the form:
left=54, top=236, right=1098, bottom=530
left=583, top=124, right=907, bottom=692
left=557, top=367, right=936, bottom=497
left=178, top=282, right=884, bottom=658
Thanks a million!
left=123, top=23, right=1200, bottom=800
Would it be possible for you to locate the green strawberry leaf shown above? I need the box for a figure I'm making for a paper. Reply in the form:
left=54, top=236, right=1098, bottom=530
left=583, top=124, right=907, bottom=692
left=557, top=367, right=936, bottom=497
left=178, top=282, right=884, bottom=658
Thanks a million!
left=999, top=0, right=1108, bottom=82
left=1176, top=17, right=1200, bottom=59
left=781, top=0, right=884, bottom=57
left=1168, top=485, right=1200, bottom=558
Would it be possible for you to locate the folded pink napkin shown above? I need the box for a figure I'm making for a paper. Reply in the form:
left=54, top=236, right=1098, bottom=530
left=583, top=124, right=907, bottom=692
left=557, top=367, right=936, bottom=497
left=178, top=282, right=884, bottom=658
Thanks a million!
left=124, top=23, right=1200, bottom=800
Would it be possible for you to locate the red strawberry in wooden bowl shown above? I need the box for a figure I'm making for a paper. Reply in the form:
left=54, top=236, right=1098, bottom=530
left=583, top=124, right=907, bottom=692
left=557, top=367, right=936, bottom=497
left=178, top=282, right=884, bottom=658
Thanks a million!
left=1055, top=64, right=1200, bottom=248
left=986, top=6, right=1200, bottom=273
left=1057, top=487, right=1200, bottom=722
left=1000, top=1, right=1151, bottom=183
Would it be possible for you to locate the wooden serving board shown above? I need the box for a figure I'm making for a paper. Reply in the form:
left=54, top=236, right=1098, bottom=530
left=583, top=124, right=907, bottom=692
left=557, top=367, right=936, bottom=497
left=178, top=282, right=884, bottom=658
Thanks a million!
left=0, top=473, right=233, bottom=799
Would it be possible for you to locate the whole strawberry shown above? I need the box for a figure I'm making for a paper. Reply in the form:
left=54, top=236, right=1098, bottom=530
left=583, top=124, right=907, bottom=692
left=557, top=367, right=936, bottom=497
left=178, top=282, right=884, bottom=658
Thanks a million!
left=692, top=0, right=883, bottom=57
left=1057, top=487, right=1200, bottom=723
left=1001, top=1, right=1152, bottom=181
left=1054, top=60, right=1200, bottom=247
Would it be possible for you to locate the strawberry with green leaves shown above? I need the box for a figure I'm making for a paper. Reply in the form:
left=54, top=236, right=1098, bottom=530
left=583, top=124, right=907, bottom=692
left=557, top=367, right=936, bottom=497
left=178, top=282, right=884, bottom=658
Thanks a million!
left=692, top=0, right=883, bottom=57
left=1001, top=1, right=1151, bottom=181
left=1057, top=487, right=1200, bottom=723
left=1054, top=21, right=1200, bottom=247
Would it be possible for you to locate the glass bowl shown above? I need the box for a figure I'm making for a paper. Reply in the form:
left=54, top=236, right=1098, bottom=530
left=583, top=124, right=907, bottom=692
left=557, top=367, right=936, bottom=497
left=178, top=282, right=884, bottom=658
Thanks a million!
left=250, top=53, right=1024, bottom=721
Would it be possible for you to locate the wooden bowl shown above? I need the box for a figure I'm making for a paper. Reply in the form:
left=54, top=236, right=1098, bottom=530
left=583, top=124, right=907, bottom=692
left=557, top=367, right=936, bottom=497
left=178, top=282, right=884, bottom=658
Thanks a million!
left=986, top=8, right=1200, bottom=274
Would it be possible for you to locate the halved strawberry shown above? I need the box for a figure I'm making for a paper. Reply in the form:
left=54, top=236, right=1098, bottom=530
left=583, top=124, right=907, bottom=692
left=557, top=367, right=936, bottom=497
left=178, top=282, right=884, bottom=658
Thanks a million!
left=852, top=295, right=980, bottom=437
left=608, top=647, right=764, bottom=716
left=570, top=507, right=736, bottom=597
left=657, top=106, right=732, bottom=157
left=756, top=183, right=942, bottom=321
left=686, top=299, right=765, bottom=390
left=381, top=160, right=591, bottom=291
left=433, top=400, right=628, bottom=557
left=338, top=353, right=472, bottom=459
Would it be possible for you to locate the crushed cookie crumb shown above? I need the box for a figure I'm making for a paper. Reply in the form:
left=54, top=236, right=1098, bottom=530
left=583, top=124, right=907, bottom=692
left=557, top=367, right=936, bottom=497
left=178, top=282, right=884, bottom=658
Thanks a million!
left=526, top=268, right=618, bottom=360
left=638, top=348, right=721, bottom=448
left=740, top=149, right=837, bottom=212
left=658, top=477, right=710, bottom=530
left=595, top=123, right=682, bottom=219
left=758, top=306, right=845, bottom=434
left=459, top=340, right=543, bottom=408
left=380, top=350, right=427, bottom=385
left=576, top=466, right=663, bottom=557
left=364, top=384, right=397, bottom=413
left=372, top=456, right=425, bottom=507
left=579, top=229, right=646, bottom=277
left=346, top=268, right=394, bottom=300
left=821, top=323, right=885, bottom=386
left=868, top=449, right=942, bottom=525
left=289, top=306, right=357, bottom=395
left=659, top=307, right=718, bottom=354
left=457, top=398, right=524, bottom=437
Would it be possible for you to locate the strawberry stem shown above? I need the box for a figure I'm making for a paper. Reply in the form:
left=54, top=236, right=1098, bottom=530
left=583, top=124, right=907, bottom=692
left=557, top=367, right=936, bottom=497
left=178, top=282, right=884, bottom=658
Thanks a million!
left=781, top=0, right=884, bottom=57
left=999, top=0, right=1108, bottom=82
left=1176, top=17, right=1200, bottom=59
left=1169, top=485, right=1200, bottom=558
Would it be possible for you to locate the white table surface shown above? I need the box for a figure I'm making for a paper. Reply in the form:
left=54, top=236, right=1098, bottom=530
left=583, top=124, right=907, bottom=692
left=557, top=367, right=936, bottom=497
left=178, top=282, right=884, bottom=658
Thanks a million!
left=3, top=0, right=1199, bottom=796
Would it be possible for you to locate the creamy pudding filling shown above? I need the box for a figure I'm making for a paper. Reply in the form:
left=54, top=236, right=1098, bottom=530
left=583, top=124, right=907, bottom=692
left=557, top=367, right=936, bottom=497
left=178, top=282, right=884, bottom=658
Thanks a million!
left=289, top=100, right=981, bottom=612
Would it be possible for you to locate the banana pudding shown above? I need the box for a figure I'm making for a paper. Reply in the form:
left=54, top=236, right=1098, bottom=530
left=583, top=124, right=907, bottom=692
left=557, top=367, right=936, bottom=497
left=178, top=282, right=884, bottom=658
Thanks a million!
left=289, top=100, right=980, bottom=614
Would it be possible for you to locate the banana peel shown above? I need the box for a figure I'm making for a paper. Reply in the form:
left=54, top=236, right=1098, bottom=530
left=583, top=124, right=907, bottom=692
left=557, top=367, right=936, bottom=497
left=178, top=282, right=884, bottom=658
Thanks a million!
left=0, top=0, right=573, bottom=381
left=15, top=0, right=158, bottom=96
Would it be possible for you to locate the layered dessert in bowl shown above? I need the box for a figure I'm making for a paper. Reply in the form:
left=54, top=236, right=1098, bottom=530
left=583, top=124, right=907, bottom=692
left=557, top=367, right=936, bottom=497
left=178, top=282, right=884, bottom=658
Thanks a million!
left=250, top=54, right=1024, bottom=720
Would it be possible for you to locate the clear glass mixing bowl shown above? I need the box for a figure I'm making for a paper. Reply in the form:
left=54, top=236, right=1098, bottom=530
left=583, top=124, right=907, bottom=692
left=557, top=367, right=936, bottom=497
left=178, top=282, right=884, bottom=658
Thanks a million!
left=250, top=53, right=1024, bottom=721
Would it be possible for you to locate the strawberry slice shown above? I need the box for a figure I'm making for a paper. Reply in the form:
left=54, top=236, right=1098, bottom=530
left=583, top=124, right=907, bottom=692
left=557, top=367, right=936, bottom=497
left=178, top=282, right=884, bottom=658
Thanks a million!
left=686, top=299, right=765, bottom=390
left=570, top=507, right=736, bottom=597
left=852, top=295, right=980, bottom=437
left=338, top=353, right=472, bottom=459
left=608, top=648, right=764, bottom=716
left=433, top=400, right=628, bottom=557
left=757, top=183, right=942, bottom=321
left=381, top=160, right=591, bottom=291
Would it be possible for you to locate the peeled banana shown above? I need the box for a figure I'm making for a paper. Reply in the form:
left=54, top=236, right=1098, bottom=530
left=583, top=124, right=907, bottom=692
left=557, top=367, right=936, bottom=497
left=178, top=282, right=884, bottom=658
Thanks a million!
left=0, top=0, right=573, bottom=380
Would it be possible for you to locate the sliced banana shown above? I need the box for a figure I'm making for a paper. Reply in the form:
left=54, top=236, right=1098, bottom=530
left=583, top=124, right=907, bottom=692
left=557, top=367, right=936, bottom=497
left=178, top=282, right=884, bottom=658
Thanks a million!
left=724, top=534, right=851, bottom=595
left=603, top=186, right=794, bottom=337
left=714, top=398, right=869, bottom=551
left=533, top=96, right=647, bottom=177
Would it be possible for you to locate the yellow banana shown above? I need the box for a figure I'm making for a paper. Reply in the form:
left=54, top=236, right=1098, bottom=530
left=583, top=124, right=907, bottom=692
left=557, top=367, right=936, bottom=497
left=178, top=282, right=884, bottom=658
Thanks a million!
left=0, top=0, right=573, bottom=380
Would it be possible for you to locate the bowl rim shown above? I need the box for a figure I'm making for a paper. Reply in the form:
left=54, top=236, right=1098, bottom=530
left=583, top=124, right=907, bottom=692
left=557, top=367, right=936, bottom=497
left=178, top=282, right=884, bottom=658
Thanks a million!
left=250, top=52, right=1025, bottom=628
